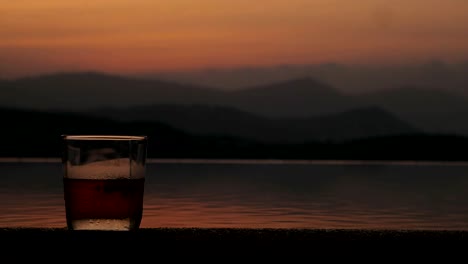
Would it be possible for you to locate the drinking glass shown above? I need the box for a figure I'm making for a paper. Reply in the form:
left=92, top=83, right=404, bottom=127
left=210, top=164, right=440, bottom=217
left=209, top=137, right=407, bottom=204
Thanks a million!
left=62, top=135, right=147, bottom=231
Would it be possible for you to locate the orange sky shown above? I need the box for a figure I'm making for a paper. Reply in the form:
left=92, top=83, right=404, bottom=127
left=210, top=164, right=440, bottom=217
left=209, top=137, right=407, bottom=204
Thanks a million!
left=2, top=0, right=468, bottom=78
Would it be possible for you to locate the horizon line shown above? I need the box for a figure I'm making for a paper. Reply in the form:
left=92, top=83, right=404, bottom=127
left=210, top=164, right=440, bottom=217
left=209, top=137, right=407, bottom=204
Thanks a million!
left=1, top=157, right=468, bottom=166
left=3, top=59, right=468, bottom=81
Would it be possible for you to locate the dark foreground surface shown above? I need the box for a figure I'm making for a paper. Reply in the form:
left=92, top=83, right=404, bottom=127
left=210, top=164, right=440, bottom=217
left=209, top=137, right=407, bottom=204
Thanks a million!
left=2, top=228, right=468, bottom=260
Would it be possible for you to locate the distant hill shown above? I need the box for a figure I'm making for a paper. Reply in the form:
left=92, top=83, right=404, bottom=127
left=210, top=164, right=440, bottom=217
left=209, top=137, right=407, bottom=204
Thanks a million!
left=3, top=71, right=468, bottom=136
left=357, top=87, right=468, bottom=135
left=140, top=62, right=468, bottom=95
left=91, top=104, right=270, bottom=140
left=0, top=106, right=267, bottom=158
left=0, top=72, right=222, bottom=110
left=0, top=72, right=360, bottom=117
left=0, top=106, right=192, bottom=157
left=224, top=77, right=360, bottom=117
left=1, top=107, right=468, bottom=161
left=90, top=104, right=419, bottom=142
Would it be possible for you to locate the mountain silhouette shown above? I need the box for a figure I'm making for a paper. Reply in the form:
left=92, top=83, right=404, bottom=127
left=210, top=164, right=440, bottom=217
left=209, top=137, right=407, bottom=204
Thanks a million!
left=357, top=86, right=468, bottom=135
left=1, top=106, right=467, bottom=161
left=2, top=71, right=468, bottom=137
left=0, top=72, right=221, bottom=110
left=91, top=104, right=418, bottom=142
left=0, top=72, right=359, bottom=117
left=0, top=106, right=231, bottom=158
left=224, top=77, right=360, bottom=117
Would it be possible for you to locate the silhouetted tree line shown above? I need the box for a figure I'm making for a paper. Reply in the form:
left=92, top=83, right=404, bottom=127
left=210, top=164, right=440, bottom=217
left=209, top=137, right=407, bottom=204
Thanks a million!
left=2, top=107, right=468, bottom=161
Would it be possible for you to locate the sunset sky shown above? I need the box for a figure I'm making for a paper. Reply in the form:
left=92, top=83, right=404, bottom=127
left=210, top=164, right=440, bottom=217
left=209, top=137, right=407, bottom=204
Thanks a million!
left=2, top=0, right=468, bottom=78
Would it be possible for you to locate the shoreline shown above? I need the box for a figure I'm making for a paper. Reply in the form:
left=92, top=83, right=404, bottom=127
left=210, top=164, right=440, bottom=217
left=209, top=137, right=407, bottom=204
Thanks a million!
left=3, top=227, right=468, bottom=241
left=2, top=157, right=468, bottom=166
left=0, top=227, right=468, bottom=238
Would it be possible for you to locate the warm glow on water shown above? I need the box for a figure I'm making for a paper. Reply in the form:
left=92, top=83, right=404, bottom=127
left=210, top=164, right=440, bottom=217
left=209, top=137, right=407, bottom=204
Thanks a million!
left=2, top=160, right=468, bottom=230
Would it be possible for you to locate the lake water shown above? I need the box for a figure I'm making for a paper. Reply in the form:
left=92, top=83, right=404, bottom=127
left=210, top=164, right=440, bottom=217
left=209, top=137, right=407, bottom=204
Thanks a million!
left=2, top=159, right=468, bottom=230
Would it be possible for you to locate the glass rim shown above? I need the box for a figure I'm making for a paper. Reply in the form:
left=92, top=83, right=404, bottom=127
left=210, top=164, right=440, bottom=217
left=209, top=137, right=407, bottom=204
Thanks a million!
left=62, top=135, right=147, bottom=141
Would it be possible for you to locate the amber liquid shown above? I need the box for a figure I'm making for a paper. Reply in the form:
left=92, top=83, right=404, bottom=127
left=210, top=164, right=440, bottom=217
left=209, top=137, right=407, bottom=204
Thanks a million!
left=63, top=178, right=145, bottom=231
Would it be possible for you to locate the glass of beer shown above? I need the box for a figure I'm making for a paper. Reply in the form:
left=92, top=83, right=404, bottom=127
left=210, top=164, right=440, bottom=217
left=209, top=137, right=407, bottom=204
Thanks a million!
left=62, top=135, right=147, bottom=231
